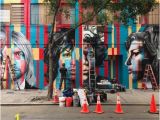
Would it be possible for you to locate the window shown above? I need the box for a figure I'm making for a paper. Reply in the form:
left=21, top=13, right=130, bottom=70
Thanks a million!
left=31, top=4, right=53, bottom=25
left=0, top=4, right=11, bottom=24
left=61, top=7, right=75, bottom=25
left=70, top=8, right=75, bottom=24
left=11, top=4, right=24, bottom=24
left=148, top=6, right=159, bottom=24
left=31, top=4, right=39, bottom=24
left=136, top=5, right=160, bottom=25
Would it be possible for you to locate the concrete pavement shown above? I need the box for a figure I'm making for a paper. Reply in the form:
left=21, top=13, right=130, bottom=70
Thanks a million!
left=0, top=89, right=159, bottom=105
left=2, top=106, right=159, bottom=120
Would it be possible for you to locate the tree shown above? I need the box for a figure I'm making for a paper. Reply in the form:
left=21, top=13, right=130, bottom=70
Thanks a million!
left=44, top=0, right=158, bottom=100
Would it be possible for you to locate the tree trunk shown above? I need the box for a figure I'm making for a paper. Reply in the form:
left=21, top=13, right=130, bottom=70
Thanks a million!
left=47, top=0, right=61, bottom=100
left=47, top=44, right=53, bottom=100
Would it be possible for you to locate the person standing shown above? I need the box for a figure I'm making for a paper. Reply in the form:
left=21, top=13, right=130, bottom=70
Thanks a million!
left=59, top=63, right=67, bottom=90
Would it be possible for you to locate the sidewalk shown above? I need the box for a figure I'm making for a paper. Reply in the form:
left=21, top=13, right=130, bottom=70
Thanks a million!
left=0, top=89, right=159, bottom=105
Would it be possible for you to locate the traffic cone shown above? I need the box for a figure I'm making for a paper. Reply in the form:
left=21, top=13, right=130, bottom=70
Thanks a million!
left=149, top=94, right=159, bottom=114
left=80, top=98, right=89, bottom=113
left=114, top=93, right=124, bottom=114
left=94, top=94, right=104, bottom=114
left=53, top=90, right=59, bottom=103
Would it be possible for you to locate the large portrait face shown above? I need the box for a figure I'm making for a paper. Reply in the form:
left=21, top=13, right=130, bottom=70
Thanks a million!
left=125, top=38, right=150, bottom=80
left=83, top=41, right=95, bottom=81
left=11, top=44, right=27, bottom=80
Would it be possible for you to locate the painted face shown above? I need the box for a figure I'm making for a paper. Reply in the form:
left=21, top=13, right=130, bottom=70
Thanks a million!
left=60, top=47, right=75, bottom=79
left=125, top=40, right=149, bottom=80
left=0, top=40, right=5, bottom=50
left=11, top=46, right=27, bottom=80
left=0, top=32, right=6, bottom=49
left=83, top=42, right=95, bottom=81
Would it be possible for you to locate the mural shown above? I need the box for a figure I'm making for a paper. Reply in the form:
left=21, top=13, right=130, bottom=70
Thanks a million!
left=82, top=25, right=107, bottom=89
left=44, top=26, right=107, bottom=90
left=0, top=28, right=7, bottom=89
left=0, top=24, right=159, bottom=90
left=0, top=29, right=36, bottom=90
left=125, top=25, right=159, bottom=88
left=44, top=29, right=76, bottom=89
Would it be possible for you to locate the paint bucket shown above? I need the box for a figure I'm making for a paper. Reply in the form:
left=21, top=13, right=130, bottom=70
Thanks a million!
left=66, top=97, right=73, bottom=107
left=59, top=97, right=66, bottom=107
left=73, top=94, right=80, bottom=107
left=87, top=93, right=94, bottom=104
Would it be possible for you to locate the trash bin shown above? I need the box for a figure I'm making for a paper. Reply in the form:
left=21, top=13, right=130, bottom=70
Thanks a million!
left=59, top=97, right=66, bottom=107
left=66, top=97, right=73, bottom=107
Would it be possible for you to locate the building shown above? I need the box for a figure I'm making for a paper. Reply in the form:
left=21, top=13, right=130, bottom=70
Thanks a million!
left=0, top=0, right=159, bottom=90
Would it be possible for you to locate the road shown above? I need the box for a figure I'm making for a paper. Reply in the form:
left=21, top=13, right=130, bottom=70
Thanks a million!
left=1, top=105, right=159, bottom=120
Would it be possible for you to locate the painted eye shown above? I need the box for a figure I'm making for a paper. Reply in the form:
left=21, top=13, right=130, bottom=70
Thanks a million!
left=14, top=51, right=24, bottom=58
left=88, top=52, right=94, bottom=58
left=63, top=52, right=71, bottom=57
left=133, top=51, right=139, bottom=56
left=131, top=36, right=136, bottom=41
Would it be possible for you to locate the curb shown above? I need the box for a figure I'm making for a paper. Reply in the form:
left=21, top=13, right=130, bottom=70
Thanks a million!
left=1, top=103, right=159, bottom=106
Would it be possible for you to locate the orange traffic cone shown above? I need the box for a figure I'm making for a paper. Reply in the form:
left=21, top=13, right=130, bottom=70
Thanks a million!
left=94, top=94, right=104, bottom=114
left=53, top=90, right=59, bottom=103
left=80, top=99, right=89, bottom=113
left=149, top=94, right=159, bottom=114
left=114, top=93, right=123, bottom=114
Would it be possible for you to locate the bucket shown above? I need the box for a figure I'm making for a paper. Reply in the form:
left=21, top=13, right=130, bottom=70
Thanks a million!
left=87, top=93, right=94, bottom=103
left=59, top=97, right=66, bottom=107
left=66, top=97, right=73, bottom=107
left=73, top=95, right=80, bottom=107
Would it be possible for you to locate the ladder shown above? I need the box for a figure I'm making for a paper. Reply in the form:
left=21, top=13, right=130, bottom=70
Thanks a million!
left=1, top=56, right=17, bottom=89
left=88, top=57, right=96, bottom=91
left=142, top=64, right=158, bottom=90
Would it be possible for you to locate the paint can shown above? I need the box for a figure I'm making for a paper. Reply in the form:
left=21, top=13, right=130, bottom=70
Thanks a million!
left=73, top=94, right=80, bottom=107
left=87, top=93, right=94, bottom=104
left=59, top=97, right=66, bottom=107
left=66, top=97, right=73, bottom=107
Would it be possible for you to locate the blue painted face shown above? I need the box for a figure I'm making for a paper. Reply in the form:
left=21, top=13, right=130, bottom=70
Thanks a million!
left=11, top=46, right=27, bottom=80
left=60, top=47, right=75, bottom=79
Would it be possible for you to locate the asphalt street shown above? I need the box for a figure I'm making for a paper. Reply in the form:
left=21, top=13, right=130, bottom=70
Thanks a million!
left=1, top=105, right=159, bottom=120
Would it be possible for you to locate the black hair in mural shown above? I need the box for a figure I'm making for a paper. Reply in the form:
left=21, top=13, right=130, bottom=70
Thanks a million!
left=125, top=25, right=159, bottom=84
left=44, top=29, right=75, bottom=81
left=83, top=33, right=107, bottom=66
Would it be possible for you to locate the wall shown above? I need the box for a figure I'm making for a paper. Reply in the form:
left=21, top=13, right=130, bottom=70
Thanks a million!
left=0, top=0, right=159, bottom=90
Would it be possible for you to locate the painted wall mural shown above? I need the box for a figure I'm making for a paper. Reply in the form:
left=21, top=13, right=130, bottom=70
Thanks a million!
left=0, top=0, right=159, bottom=90
left=44, top=29, right=76, bottom=89
left=0, top=29, right=36, bottom=90
left=125, top=25, right=159, bottom=88
left=43, top=25, right=107, bottom=90
left=82, top=25, right=107, bottom=89
left=0, top=24, right=159, bottom=90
